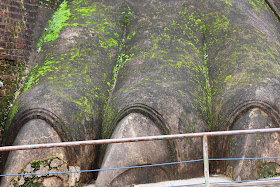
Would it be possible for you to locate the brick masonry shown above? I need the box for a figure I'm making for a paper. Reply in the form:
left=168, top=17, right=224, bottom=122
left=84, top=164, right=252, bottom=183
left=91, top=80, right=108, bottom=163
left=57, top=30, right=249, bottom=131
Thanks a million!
left=0, top=0, right=39, bottom=112
left=0, top=0, right=38, bottom=62
left=0, top=0, right=39, bottom=150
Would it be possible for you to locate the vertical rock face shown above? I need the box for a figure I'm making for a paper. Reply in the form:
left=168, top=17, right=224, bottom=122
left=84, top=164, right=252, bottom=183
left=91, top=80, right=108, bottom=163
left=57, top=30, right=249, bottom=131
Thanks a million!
left=99, top=1, right=210, bottom=185
left=98, top=0, right=280, bottom=184
left=3, top=120, right=68, bottom=186
left=207, top=0, right=280, bottom=179
left=224, top=109, right=280, bottom=180
left=2, top=0, right=280, bottom=186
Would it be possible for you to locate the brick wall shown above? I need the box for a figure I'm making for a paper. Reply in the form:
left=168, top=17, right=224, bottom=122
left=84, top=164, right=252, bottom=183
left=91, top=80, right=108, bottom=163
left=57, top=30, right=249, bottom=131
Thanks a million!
left=0, top=1, right=59, bottom=174
left=0, top=0, right=38, bottom=62
left=0, top=0, right=61, bottom=138
left=0, top=0, right=39, bottom=141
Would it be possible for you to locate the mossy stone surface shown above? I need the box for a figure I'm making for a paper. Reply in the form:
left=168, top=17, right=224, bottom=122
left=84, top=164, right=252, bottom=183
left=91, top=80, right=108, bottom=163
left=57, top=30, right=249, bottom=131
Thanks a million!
left=3, top=0, right=280, bottom=185
left=3, top=0, right=122, bottom=183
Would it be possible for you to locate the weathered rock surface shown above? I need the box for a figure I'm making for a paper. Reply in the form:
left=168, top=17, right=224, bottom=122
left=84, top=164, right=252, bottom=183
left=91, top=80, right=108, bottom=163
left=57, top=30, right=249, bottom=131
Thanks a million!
left=2, top=0, right=280, bottom=186
left=2, top=0, right=120, bottom=185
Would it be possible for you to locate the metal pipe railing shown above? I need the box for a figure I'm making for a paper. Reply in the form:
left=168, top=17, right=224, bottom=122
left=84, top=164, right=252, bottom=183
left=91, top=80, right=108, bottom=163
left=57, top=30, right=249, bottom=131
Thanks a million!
left=203, top=135, right=210, bottom=187
left=1, top=127, right=280, bottom=152
left=2, top=127, right=280, bottom=187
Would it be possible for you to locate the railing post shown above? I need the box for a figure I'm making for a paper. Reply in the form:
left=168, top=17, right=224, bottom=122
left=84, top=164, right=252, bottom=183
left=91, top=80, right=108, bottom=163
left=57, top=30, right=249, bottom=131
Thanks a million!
left=203, top=135, right=210, bottom=187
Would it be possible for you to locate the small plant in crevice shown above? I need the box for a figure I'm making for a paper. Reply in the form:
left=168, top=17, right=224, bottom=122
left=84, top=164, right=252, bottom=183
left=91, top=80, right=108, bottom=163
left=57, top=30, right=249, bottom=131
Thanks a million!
left=197, top=19, right=213, bottom=129
left=0, top=61, right=27, bottom=130
left=110, top=6, right=135, bottom=91
left=37, top=0, right=71, bottom=53
left=39, top=0, right=64, bottom=10
left=10, top=157, right=68, bottom=186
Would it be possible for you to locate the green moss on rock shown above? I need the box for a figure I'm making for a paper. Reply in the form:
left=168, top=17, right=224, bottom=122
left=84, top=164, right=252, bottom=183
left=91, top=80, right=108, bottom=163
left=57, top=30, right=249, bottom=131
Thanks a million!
left=37, top=0, right=71, bottom=51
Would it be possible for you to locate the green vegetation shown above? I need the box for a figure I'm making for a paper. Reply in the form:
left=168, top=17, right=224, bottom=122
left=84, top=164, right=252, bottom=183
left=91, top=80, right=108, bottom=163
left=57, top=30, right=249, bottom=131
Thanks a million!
left=257, top=162, right=278, bottom=179
left=37, top=0, right=71, bottom=52
left=19, top=0, right=123, bottom=140
left=10, top=22, right=26, bottom=38
left=39, top=0, right=64, bottom=10
left=248, top=0, right=268, bottom=12
left=110, top=5, right=135, bottom=90
left=22, top=63, right=38, bottom=92
left=0, top=61, right=27, bottom=130
left=5, top=101, right=20, bottom=131
left=11, top=157, right=67, bottom=186
left=102, top=4, right=136, bottom=138
left=224, top=0, right=233, bottom=6
left=224, top=75, right=232, bottom=82
left=2, top=0, right=280, bottom=184
left=200, top=19, right=213, bottom=127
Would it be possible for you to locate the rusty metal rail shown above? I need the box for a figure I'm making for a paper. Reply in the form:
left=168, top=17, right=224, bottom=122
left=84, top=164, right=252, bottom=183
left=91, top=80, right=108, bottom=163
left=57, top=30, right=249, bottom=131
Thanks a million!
left=1, top=127, right=280, bottom=152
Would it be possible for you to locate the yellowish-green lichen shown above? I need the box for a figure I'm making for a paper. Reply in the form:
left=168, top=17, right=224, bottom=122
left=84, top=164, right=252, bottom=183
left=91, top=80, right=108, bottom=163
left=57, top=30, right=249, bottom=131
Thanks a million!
left=37, top=0, right=71, bottom=51
left=5, top=101, right=21, bottom=130
left=248, top=0, right=268, bottom=13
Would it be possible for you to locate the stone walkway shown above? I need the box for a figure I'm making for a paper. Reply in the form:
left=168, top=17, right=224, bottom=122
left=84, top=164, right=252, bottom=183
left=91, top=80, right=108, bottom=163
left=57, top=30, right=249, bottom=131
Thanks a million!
left=84, top=175, right=280, bottom=186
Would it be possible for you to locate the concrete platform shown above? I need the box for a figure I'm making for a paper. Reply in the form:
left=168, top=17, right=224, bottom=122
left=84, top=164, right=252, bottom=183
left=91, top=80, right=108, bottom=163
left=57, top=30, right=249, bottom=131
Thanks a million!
left=84, top=175, right=280, bottom=186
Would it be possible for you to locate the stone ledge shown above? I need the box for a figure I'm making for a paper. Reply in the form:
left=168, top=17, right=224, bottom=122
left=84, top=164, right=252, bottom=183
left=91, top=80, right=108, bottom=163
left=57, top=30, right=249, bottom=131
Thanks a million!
left=84, top=175, right=280, bottom=187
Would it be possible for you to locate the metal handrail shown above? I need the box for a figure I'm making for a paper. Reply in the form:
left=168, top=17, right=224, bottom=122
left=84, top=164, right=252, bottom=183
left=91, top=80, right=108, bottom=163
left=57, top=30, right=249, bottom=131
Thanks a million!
left=1, top=128, right=280, bottom=152
left=2, top=127, right=280, bottom=187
